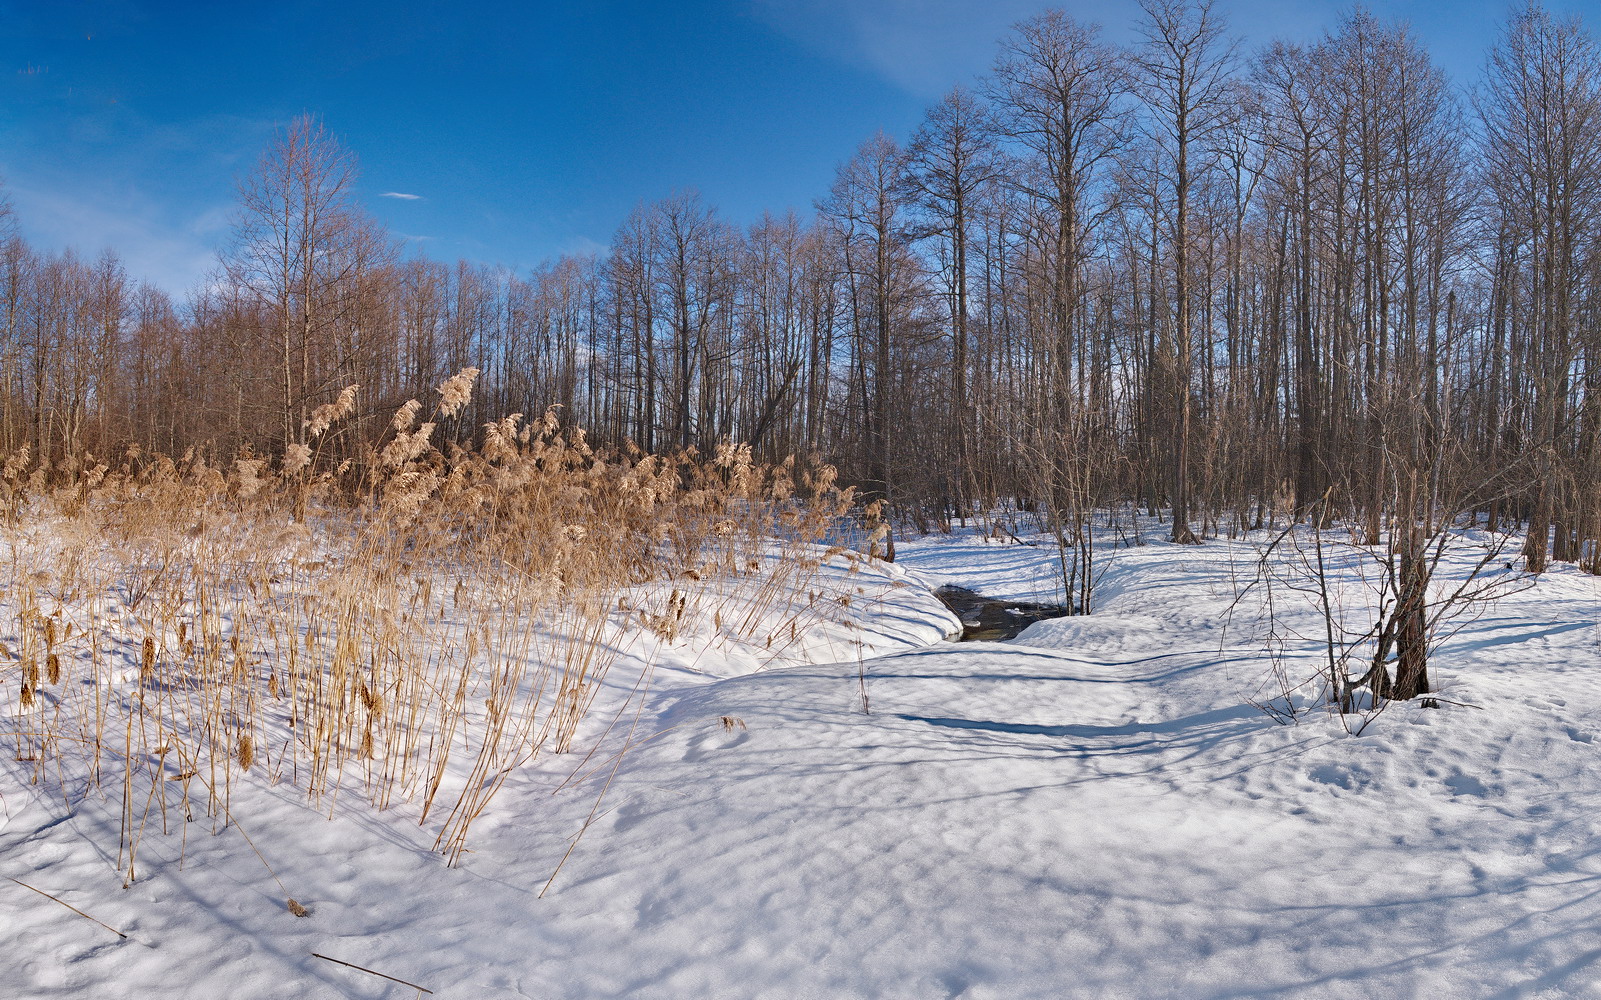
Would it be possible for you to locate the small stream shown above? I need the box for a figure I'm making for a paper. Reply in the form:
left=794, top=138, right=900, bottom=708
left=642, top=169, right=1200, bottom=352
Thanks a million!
left=934, top=586, right=1074, bottom=641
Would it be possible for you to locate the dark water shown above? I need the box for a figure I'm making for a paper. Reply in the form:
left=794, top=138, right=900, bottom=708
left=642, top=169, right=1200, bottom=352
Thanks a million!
left=934, top=586, right=1073, bottom=641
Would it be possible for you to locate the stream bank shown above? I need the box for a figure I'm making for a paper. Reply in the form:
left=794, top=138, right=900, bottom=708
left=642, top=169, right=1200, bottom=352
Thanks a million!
left=933, top=585, right=1073, bottom=640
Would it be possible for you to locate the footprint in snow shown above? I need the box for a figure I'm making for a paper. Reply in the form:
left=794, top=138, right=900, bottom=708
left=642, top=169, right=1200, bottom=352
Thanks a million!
left=1444, top=772, right=1491, bottom=797
left=1307, top=763, right=1364, bottom=791
left=679, top=722, right=751, bottom=763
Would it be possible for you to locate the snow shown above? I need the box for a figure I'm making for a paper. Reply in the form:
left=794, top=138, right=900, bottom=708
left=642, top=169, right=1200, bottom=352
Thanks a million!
left=6, top=523, right=1601, bottom=998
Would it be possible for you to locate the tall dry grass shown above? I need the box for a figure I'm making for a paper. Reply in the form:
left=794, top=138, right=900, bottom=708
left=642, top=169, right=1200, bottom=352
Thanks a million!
left=0, top=372, right=859, bottom=880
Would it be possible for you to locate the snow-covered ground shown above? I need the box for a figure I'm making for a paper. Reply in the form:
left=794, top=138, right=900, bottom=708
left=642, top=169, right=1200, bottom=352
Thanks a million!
left=6, top=524, right=1601, bottom=998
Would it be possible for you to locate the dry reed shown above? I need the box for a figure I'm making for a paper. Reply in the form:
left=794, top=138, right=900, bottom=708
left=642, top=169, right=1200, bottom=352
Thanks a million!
left=0, top=375, right=860, bottom=882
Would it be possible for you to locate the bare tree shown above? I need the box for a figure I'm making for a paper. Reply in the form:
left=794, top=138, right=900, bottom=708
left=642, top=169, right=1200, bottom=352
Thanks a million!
left=1477, top=5, right=1601, bottom=572
left=653, top=190, right=733, bottom=451
left=822, top=132, right=916, bottom=516
left=904, top=86, right=1003, bottom=518
left=990, top=11, right=1130, bottom=430
left=223, top=114, right=397, bottom=450
left=1134, top=0, right=1238, bottom=543
left=1253, top=41, right=1330, bottom=517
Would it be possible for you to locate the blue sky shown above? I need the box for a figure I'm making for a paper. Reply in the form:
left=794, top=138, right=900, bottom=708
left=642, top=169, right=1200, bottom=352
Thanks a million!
left=0, top=0, right=1587, bottom=295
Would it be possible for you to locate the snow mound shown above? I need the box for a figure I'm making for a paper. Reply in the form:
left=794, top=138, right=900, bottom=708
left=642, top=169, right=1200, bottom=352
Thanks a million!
left=5, top=526, right=1601, bottom=998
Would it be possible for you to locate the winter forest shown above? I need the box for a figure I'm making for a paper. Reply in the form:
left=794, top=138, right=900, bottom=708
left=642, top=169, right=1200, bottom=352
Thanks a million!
left=8, top=1, right=1599, bottom=566
left=7, top=2, right=1601, bottom=996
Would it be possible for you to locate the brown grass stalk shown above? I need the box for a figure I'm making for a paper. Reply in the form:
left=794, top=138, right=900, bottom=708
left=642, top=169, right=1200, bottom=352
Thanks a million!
left=0, top=389, right=859, bottom=882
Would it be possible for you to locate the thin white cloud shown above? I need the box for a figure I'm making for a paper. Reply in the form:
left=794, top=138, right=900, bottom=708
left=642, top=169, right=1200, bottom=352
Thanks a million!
left=381, top=191, right=423, bottom=201
left=6, top=173, right=223, bottom=296
left=562, top=234, right=606, bottom=258
left=751, top=0, right=1042, bottom=97
left=750, top=0, right=1347, bottom=99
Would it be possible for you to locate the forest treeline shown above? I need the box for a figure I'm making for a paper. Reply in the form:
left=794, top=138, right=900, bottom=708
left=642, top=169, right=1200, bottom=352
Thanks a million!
left=3, top=1, right=1600, bottom=576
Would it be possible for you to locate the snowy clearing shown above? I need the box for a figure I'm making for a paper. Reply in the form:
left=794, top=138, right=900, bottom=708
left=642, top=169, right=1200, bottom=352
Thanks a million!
left=5, top=525, right=1601, bottom=998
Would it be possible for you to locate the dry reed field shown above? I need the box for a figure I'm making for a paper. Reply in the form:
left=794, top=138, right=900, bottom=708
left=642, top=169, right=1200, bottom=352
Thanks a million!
left=0, top=370, right=866, bottom=887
